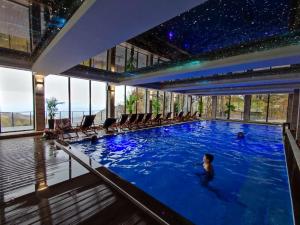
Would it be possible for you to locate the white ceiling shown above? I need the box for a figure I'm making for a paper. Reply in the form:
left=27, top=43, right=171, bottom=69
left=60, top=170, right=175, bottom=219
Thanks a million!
left=32, top=0, right=206, bottom=75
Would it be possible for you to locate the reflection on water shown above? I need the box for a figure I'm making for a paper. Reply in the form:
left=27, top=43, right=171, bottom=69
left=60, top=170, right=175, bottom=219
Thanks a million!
left=74, top=121, right=293, bottom=225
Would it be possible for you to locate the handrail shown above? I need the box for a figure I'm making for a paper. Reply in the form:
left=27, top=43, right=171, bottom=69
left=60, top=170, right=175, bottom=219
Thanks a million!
left=55, top=140, right=170, bottom=225
left=285, top=129, right=300, bottom=172
left=284, top=128, right=300, bottom=225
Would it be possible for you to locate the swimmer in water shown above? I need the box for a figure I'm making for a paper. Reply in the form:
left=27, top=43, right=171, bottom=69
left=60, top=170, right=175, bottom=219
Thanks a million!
left=91, top=135, right=97, bottom=144
left=195, top=153, right=215, bottom=186
left=237, top=132, right=245, bottom=139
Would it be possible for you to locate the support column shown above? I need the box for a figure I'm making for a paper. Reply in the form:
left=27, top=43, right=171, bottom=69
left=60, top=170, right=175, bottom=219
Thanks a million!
left=34, top=74, right=45, bottom=131
left=211, top=96, right=217, bottom=119
left=287, top=93, right=294, bottom=124
left=107, top=47, right=116, bottom=72
left=244, top=95, right=251, bottom=122
left=291, top=89, right=300, bottom=132
left=107, top=84, right=115, bottom=118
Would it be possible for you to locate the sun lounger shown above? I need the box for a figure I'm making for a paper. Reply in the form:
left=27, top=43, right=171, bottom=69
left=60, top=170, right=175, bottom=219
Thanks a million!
left=151, top=113, right=162, bottom=125
left=127, top=114, right=137, bottom=129
left=117, top=114, right=128, bottom=130
left=143, top=113, right=152, bottom=126
left=77, top=115, right=97, bottom=135
left=100, top=118, right=117, bottom=133
left=54, top=118, right=79, bottom=139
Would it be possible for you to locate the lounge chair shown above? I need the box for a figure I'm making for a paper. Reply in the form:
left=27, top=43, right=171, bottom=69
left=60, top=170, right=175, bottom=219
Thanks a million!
left=143, top=113, right=152, bottom=126
left=175, top=111, right=184, bottom=121
left=54, top=118, right=79, bottom=140
left=133, top=113, right=145, bottom=128
left=183, top=112, right=191, bottom=121
left=163, top=112, right=172, bottom=123
left=191, top=111, right=198, bottom=120
left=151, top=113, right=162, bottom=126
left=127, top=114, right=137, bottom=129
left=77, top=115, right=97, bottom=135
left=117, top=114, right=128, bottom=130
left=100, top=118, right=117, bottom=133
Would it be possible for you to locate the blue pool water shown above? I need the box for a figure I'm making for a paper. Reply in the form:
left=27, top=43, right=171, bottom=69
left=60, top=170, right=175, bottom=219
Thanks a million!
left=73, top=121, right=293, bottom=225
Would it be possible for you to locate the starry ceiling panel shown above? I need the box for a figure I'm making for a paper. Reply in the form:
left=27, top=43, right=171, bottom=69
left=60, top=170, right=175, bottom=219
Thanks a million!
left=131, top=0, right=296, bottom=58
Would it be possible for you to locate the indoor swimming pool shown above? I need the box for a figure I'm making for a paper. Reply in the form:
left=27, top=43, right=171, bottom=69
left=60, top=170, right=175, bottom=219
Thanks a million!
left=73, top=121, right=293, bottom=225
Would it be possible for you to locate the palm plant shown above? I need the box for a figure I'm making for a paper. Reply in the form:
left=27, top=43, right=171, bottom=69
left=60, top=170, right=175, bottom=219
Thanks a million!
left=46, top=97, right=64, bottom=129
left=126, top=94, right=137, bottom=114
left=152, top=97, right=161, bottom=115
left=225, top=102, right=236, bottom=119
left=174, top=100, right=181, bottom=115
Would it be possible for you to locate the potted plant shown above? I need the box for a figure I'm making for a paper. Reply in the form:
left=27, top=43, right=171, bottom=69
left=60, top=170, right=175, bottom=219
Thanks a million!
left=46, top=97, right=63, bottom=129
left=225, top=102, right=235, bottom=120
left=152, top=97, right=161, bottom=115
left=174, top=100, right=181, bottom=116
left=126, top=94, right=137, bottom=114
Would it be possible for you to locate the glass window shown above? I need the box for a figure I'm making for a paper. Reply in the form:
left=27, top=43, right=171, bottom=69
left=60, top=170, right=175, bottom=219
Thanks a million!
left=173, top=94, right=181, bottom=116
left=268, top=94, right=288, bottom=123
left=191, top=96, right=199, bottom=115
left=158, top=91, right=164, bottom=115
left=92, top=51, right=107, bottom=70
left=45, top=75, right=69, bottom=122
left=250, top=94, right=268, bottom=122
left=126, top=86, right=137, bottom=114
left=164, top=92, right=172, bottom=116
left=0, top=0, right=30, bottom=52
left=115, top=85, right=125, bottom=118
left=91, top=81, right=106, bottom=124
left=126, top=48, right=138, bottom=71
left=138, top=53, right=147, bottom=68
left=81, top=59, right=90, bottom=67
left=153, top=57, right=159, bottom=65
left=70, top=78, right=89, bottom=125
left=202, top=96, right=212, bottom=118
left=230, top=95, right=244, bottom=120
left=178, top=94, right=184, bottom=112
left=115, top=45, right=126, bottom=72
left=0, top=67, right=33, bottom=132
left=217, top=96, right=230, bottom=119
left=149, top=90, right=158, bottom=114
left=137, top=88, right=146, bottom=113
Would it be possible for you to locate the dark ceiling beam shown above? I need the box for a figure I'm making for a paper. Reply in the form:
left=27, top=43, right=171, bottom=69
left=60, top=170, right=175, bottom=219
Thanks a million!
left=0, top=47, right=32, bottom=70
left=122, top=44, right=300, bottom=86
left=184, top=89, right=293, bottom=96
left=162, top=72, right=300, bottom=92
left=182, top=83, right=300, bottom=95
left=61, top=65, right=122, bottom=83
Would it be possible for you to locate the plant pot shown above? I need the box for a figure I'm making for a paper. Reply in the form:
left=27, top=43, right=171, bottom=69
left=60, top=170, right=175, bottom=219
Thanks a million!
left=48, top=119, right=55, bottom=129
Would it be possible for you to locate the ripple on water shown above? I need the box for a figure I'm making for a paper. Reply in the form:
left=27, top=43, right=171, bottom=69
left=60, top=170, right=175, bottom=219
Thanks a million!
left=72, top=121, right=293, bottom=225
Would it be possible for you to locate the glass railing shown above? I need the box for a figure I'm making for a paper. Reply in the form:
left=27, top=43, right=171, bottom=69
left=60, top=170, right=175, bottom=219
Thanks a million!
left=0, top=111, right=34, bottom=133
left=45, top=110, right=107, bottom=127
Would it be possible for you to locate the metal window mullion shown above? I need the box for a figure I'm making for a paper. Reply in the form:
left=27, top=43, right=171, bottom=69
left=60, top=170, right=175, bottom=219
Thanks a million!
left=68, top=77, right=71, bottom=120
left=89, top=80, right=92, bottom=115
left=124, top=86, right=127, bottom=114
left=228, top=95, right=231, bottom=120
left=266, top=94, right=270, bottom=123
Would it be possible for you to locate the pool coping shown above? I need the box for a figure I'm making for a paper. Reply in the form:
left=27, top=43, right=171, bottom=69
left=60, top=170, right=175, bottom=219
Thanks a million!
left=55, top=139, right=194, bottom=225
left=67, top=119, right=283, bottom=144
left=67, top=119, right=203, bottom=144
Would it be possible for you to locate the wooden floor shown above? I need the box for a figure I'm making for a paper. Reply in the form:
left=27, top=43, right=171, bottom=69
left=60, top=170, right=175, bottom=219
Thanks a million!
left=0, top=137, right=161, bottom=225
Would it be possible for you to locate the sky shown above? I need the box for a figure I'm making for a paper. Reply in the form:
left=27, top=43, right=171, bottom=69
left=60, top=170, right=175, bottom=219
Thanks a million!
left=0, top=67, right=109, bottom=113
